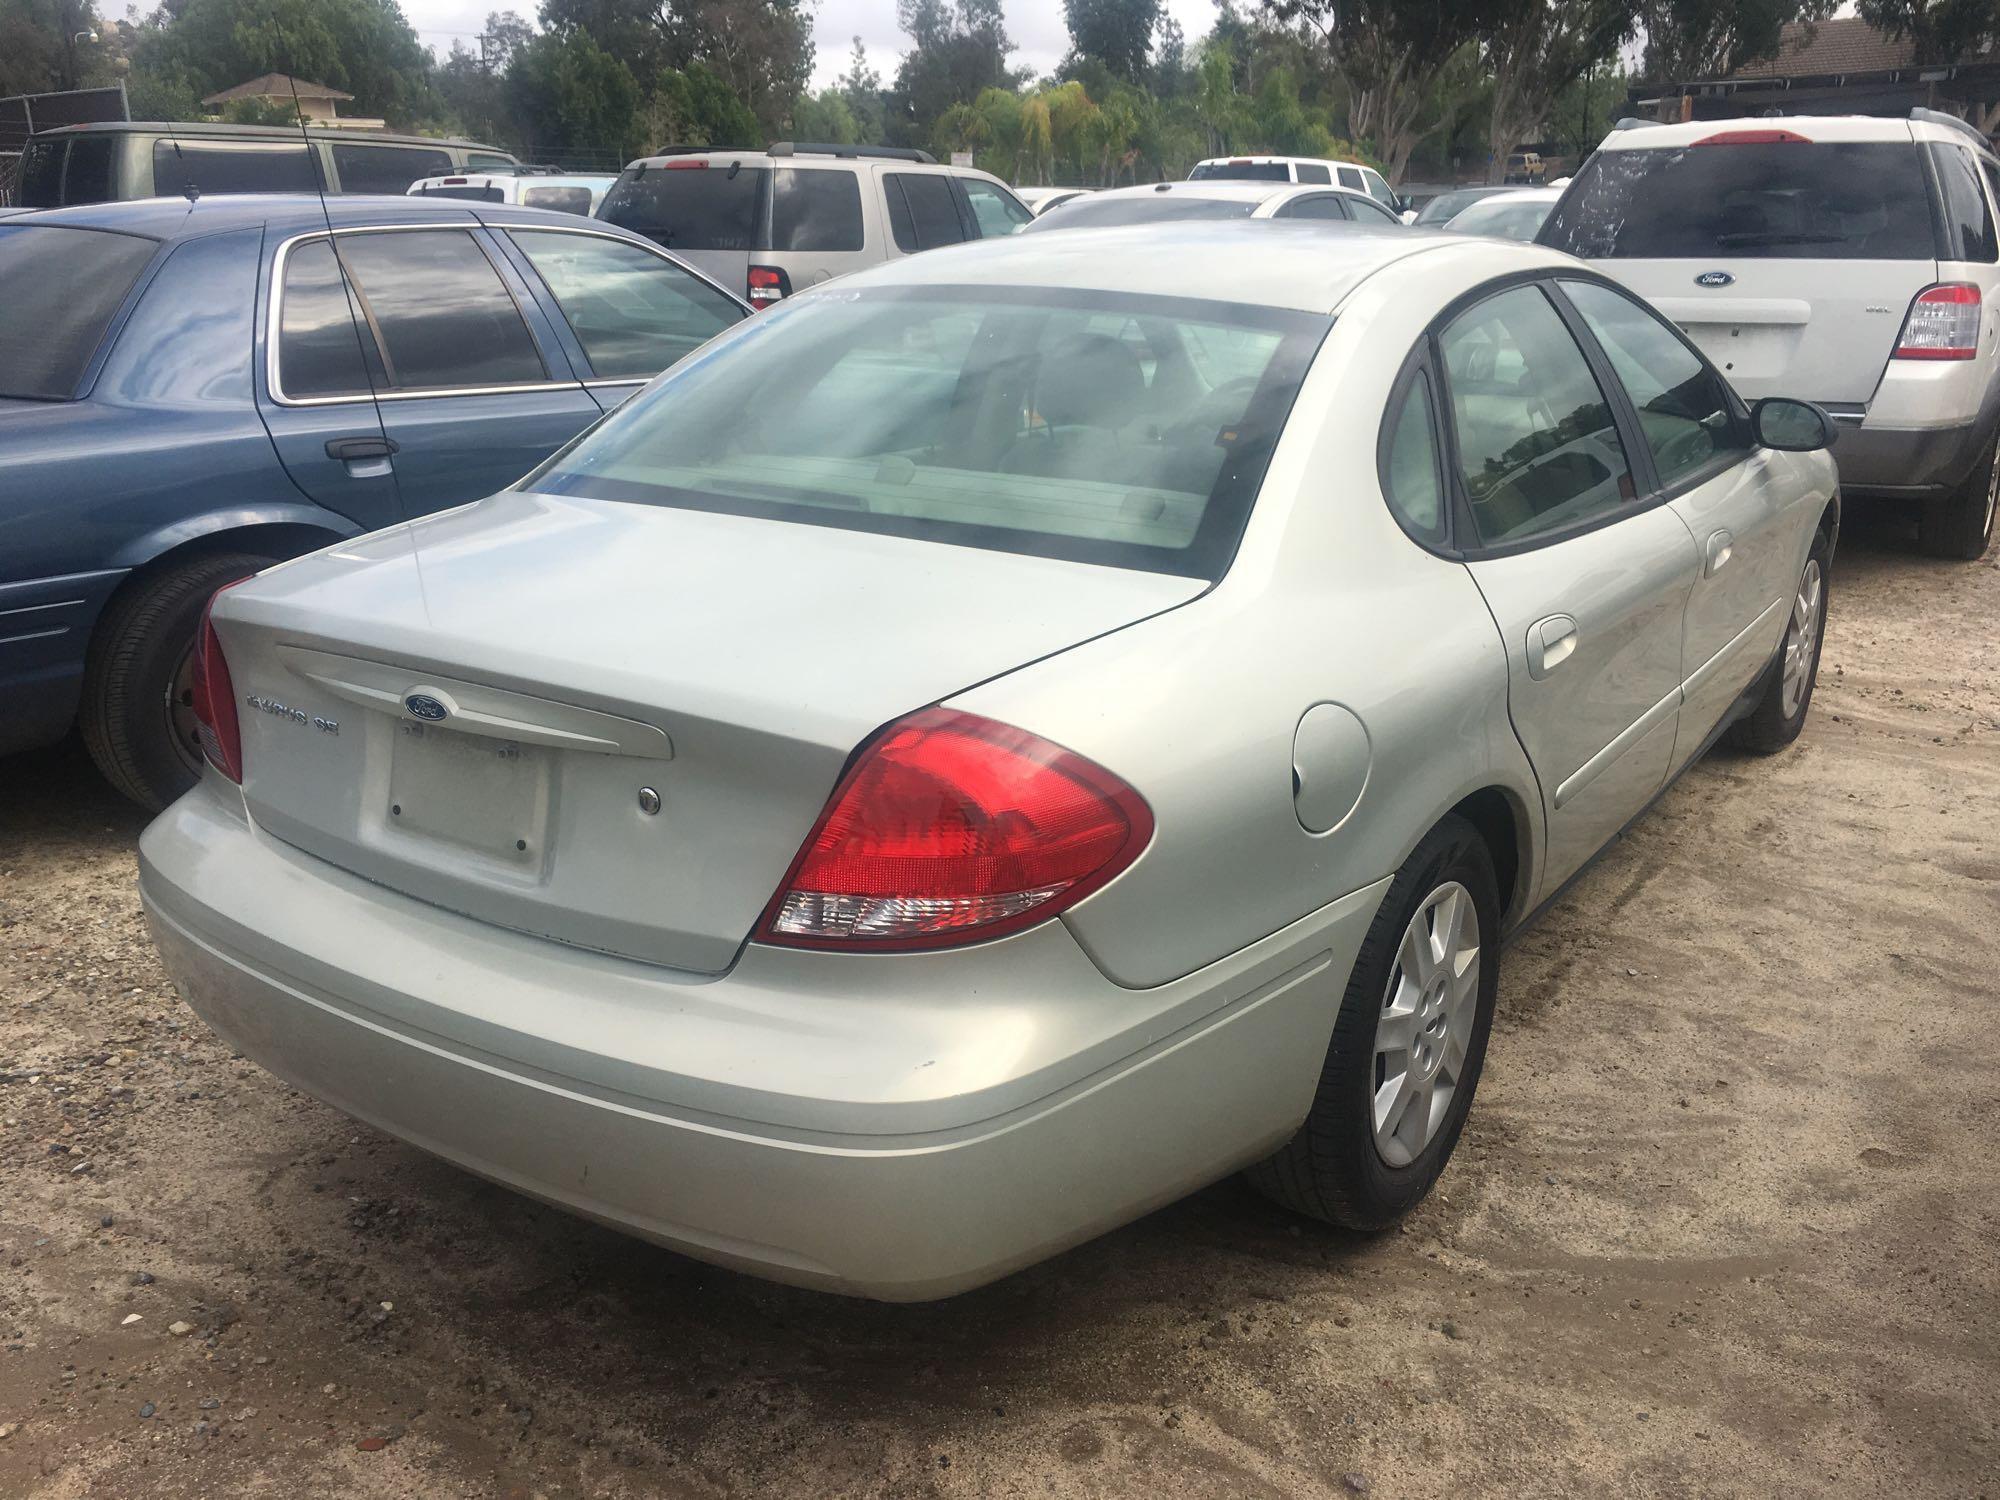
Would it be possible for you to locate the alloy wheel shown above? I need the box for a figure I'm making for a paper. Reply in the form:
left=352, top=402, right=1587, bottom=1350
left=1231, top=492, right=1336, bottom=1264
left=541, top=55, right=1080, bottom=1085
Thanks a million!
left=1780, top=558, right=1823, bottom=720
left=1372, top=880, right=1480, bottom=1168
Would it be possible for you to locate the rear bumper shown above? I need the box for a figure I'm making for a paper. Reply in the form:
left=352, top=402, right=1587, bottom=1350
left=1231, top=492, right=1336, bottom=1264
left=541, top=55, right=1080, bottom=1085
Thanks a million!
left=1831, top=418, right=1989, bottom=497
left=139, top=782, right=1386, bottom=1300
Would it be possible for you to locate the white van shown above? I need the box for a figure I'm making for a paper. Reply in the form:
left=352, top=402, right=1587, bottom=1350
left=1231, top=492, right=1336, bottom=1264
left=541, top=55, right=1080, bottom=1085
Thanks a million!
left=1189, top=155, right=1401, bottom=214
left=409, top=171, right=617, bottom=217
left=1541, top=110, right=2000, bottom=558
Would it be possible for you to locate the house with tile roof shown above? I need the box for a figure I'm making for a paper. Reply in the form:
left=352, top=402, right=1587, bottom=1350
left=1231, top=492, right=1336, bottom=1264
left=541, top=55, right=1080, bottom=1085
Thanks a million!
left=200, top=74, right=383, bottom=129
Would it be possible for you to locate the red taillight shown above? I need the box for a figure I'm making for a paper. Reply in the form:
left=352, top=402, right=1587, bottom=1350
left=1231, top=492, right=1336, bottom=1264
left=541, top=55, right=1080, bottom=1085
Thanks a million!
left=664, top=159, right=707, bottom=170
left=1692, top=128, right=1811, bottom=146
left=189, top=587, right=243, bottom=784
left=746, top=264, right=790, bottom=309
left=1894, top=283, right=1982, bottom=361
left=759, top=709, right=1153, bottom=951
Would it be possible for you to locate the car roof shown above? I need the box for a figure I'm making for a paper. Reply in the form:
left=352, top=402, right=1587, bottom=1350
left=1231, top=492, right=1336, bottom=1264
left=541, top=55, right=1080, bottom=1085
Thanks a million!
left=824, top=219, right=1535, bottom=313
left=1082, top=181, right=1374, bottom=207
left=1192, top=154, right=1372, bottom=168
left=1597, top=115, right=1919, bottom=150
left=1, top=193, right=640, bottom=242
left=409, top=172, right=613, bottom=190
left=34, top=120, right=507, bottom=152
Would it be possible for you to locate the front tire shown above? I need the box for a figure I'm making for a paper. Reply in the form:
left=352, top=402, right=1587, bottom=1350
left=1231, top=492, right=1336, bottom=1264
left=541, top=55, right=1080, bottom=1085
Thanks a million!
left=1247, top=815, right=1500, bottom=1230
left=80, top=551, right=274, bottom=810
left=1725, top=528, right=1831, bottom=755
left=1919, top=429, right=1997, bottom=561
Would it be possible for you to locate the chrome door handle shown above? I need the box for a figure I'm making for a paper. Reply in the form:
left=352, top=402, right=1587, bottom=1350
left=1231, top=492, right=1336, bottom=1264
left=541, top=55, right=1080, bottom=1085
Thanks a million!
left=1526, top=615, right=1578, bottom=680
left=1705, top=529, right=1734, bottom=577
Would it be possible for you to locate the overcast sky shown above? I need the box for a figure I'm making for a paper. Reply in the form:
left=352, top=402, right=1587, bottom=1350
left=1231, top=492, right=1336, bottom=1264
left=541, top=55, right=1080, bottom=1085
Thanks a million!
left=398, top=0, right=1230, bottom=91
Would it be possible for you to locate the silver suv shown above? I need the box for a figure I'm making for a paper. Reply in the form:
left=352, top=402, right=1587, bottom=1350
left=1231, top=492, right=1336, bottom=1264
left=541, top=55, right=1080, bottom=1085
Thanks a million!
left=595, top=143, right=1033, bottom=310
left=1541, top=109, right=2000, bottom=559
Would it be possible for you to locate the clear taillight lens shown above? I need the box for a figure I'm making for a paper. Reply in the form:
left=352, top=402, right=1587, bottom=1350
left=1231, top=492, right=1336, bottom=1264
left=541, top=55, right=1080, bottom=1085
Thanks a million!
left=1895, top=283, right=1981, bottom=361
left=189, top=588, right=243, bottom=784
left=759, top=709, right=1153, bottom=951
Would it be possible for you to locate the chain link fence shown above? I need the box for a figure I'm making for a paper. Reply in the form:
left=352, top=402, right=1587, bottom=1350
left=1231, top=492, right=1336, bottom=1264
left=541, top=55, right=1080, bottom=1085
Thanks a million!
left=0, top=151, right=19, bottom=207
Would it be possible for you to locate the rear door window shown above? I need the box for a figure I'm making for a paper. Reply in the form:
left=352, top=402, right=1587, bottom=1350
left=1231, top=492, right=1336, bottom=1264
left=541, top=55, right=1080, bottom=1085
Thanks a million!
left=153, top=138, right=318, bottom=197
left=1296, top=163, right=1331, bottom=184
left=332, top=143, right=454, bottom=195
left=769, top=168, right=863, bottom=251
left=1338, top=167, right=1365, bottom=192
left=1382, top=369, right=1445, bottom=542
left=959, top=178, right=1032, bottom=238
left=509, top=229, right=744, bottom=379
left=277, top=239, right=382, bottom=399
left=1931, top=143, right=1998, bottom=263
left=1440, top=284, right=1636, bottom=546
left=886, top=172, right=968, bottom=252
left=1541, top=140, right=1937, bottom=260
left=598, top=164, right=768, bottom=251
left=334, top=230, right=548, bottom=391
left=1348, top=195, right=1402, bottom=225
left=62, top=136, right=115, bottom=204
left=0, top=224, right=158, bottom=398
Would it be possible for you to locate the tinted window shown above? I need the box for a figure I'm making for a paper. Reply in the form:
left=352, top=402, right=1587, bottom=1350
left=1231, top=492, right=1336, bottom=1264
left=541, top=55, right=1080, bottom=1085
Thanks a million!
left=1415, top=187, right=1503, bottom=226
left=1541, top=142, right=1937, bottom=260
left=153, top=138, right=318, bottom=196
left=331, top=143, right=452, bottom=195
left=1348, top=196, right=1402, bottom=225
left=1441, top=285, right=1635, bottom=545
left=769, top=167, right=863, bottom=251
left=1338, top=167, right=1365, bottom=191
left=1020, top=195, right=1257, bottom=231
left=468, top=153, right=517, bottom=170
left=1383, top=369, right=1444, bottom=541
left=1564, top=280, right=1744, bottom=490
left=1295, top=163, right=1331, bottom=184
left=522, top=184, right=594, bottom=214
left=599, top=165, right=767, bottom=251
left=510, top=230, right=742, bottom=379
left=530, top=287, right=1327, bottom=579
left=0, top=225, right=157, bottom=398
left=337, top=230, right=546, bottom=390
left=62, top=136, right=115, bottom=204
left=961, top=178, right=1032, bottom=237
left=1362, top=170, right=1397, bottom=206
left=1189, top=161, right=1289, bottom=182
left=1283, top=195, right=1347, bottom=221
left=277, top=238, right=381, bottom=399
left=887, top=172, right=968, bottom=252
left=1930, top=143, right=1998, bottom=263
left=415, top=183, right=505, bottom=202
left=17, top=139, right=64, bottom=208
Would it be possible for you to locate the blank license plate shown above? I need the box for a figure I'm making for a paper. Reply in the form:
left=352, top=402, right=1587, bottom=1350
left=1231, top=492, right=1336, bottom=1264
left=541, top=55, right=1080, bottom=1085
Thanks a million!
left=389, top=723, right=549, bottom=862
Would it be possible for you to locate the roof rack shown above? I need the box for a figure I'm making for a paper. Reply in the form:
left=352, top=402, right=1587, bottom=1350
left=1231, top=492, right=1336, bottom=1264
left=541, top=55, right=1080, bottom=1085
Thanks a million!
left=767, top=142, right=937, bottom=164
left=1911, top=106, right=1991, bottom=148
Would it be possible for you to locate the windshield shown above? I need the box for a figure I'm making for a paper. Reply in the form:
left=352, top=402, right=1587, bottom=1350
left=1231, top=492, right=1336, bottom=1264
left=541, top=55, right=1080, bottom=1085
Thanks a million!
left=0, top=225, right=158, bottom=399
left=1451, top=197, right=1554, bottom=242
left=1021, top=195, right=1258, bottom=232
left=598, top=164, right=768, bottom=250
left=1415, top=188, right=1503, bottom=225
left=527, top=285, right=1328, bottom=578
left=1540, top=141, right=1937, bottom=260
left=1189, top=161, right=1290, bottom=182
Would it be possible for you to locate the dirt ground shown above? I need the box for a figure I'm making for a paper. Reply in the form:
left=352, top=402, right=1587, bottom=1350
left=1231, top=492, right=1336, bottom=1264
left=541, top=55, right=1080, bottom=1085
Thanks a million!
left=2, top=511, right=1995, bottom=1500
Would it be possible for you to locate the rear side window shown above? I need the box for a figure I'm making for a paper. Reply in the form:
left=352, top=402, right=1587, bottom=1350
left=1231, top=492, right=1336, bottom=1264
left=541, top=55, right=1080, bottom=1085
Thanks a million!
left=63, top=137, right=115, bottom=204
left=769, top=168, right=863, bottom=251
left=521, top=184, right=593, bottom=215
left=886, top=172, right=967, bottom=252
left=1382, top=369, right=1445, bottom=541
left=153, top=138, right=318, bottom=197
left=961, top=178, right=1032, bottom=237
left=277, top=239, right=381, bottom=399
left=1188, top=161, right=1288, bottom=181
left=1440, top=285, right=1635, bottom=546
left=1542, top=141, right=1938, bottom=260
left=0, top=225, right=157, bottom=398
left=1930, top=144, right=1998, bottom=263
left=599, top=164, right=768, bottom=251
left=335, top=230, right=547, bottom=391
left=1296, top=163, right=1331, bottom=184
left=17, top=139, right=64, bottom=207
left=1338, top=167, right=1365, bottom=192
left=333, top=144, right=454, bottom=195
left=1284, top=195, right=1348, bottom=221
left=509, top=230, right=743, bottom=379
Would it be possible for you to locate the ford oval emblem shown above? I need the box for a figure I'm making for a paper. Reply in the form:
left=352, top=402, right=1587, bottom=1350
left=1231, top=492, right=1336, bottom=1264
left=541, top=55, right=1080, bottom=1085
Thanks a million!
left=404, top=693, right=448, bottom=722
left=1695, top=270, right=1735, bottom=288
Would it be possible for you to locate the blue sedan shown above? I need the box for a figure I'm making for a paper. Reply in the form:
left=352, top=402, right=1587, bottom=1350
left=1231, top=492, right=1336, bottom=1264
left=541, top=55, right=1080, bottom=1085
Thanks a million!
left=1, top=193, right=748, bottom=806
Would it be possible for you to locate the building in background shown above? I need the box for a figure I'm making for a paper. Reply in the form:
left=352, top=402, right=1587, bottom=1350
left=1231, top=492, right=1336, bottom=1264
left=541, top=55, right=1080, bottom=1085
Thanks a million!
left=199, top=74, right=383, bottom=130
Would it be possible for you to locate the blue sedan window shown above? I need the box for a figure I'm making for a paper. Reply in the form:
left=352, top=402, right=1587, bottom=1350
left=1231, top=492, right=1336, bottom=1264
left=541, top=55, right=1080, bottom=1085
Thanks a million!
left=0, top=225, right=157, bottom=399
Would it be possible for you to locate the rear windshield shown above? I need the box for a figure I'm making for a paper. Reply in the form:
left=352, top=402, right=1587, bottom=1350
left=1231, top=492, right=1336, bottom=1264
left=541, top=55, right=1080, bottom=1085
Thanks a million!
left=1021, top=195, right=1258, bottom=231
left=0, top=225, right=157, bottom=398
left=1189, top=161, right=1290, bottom=182
left=527, top=285, right=1328, bottom=578
left=1541, top=141, right=1937, bottom=260
left=598, top=164, right=768, bottom=251
left=414, top=183, right=505, bottom=202
left=1415, top=187, right=1503, bottom=225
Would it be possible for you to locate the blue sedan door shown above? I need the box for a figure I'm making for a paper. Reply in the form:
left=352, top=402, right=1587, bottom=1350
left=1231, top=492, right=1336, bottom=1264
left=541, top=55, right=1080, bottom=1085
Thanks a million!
left=260, top=223, right=600, bottom=528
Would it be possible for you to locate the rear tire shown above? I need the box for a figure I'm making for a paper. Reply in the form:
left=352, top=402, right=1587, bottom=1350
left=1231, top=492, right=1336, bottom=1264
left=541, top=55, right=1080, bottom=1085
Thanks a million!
left=1247, top=814, right=1500, bottom=1230
left=1725, top=527, right=1831, bottom=755
left=1919, top=429, right=1997, bottom=561
left=80, top=552, right=274, bottom=811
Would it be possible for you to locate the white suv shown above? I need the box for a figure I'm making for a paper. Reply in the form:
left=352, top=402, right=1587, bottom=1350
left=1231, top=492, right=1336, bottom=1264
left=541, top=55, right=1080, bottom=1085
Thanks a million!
left=1541, top=110, right=2000, bottom=558
left=1189, top=155, right=1402, bottom=215
left=596, top=143, right=1032, bottom=311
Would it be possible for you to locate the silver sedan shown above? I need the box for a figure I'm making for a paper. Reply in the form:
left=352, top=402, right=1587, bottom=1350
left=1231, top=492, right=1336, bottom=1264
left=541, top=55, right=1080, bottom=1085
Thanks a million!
left=139, top=223, right=1838, bottom=1300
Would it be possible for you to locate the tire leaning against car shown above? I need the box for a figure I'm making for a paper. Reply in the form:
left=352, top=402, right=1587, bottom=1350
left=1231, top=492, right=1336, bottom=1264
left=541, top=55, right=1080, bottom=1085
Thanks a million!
left=1247, top=813, right=1502, bottom=1230
left=1920, top=428, right=1998, bottom=562
left=80, top=551, right=276, bottom=810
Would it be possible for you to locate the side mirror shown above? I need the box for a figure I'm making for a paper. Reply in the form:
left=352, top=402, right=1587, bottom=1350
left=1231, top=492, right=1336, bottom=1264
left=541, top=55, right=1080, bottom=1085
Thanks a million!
left=1752, top=397, right=1836, bottom=452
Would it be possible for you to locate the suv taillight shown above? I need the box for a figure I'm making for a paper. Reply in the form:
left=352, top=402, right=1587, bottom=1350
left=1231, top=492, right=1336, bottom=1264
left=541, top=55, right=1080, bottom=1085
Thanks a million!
left=189, top=587, right=244, bottom=784
left=1895, top=283, right=1982, bottom=361
left=758, top=709, right=1153, bottom=951
left=746, top=264, right=790, bottom=309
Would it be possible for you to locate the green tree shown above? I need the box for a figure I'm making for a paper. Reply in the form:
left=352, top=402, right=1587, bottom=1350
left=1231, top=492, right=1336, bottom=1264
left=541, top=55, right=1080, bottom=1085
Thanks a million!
left=1545, top=57, right=1624, bottom=160
left=1063, top=0, right=1161, bottom=82
left=0, top=0, right=105, bottom=94
left=791, top=87, right=860, bottom=143
left=837, top=35, right=887, bottom=141
left=1634, top=0, right=1834, bottom=81
left=1479, top=0, right=1633, bottom=181
left=646, top=58, right=758, bottom=148
left=889, top=0, right=1019, bottom=146
left=1857, top=0, right=2000, bottom=63
left=505, top=28, right=642, bottom=158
